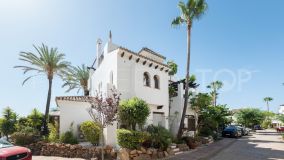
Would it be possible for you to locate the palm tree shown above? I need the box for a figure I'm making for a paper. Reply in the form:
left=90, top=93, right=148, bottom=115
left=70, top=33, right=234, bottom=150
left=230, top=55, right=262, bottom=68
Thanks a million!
left=263, top=97, right=273, bottom=112
left=168, top=61, right=178, bottom=116
left=14, top=44, right=70, bottom=135
left=172, top=0, right=208, bottom=139
left=1, top=107, right=17, bottom=141
left=207, top=81, right=223, bottom=106
left=62, top=64, right=90, bottom=96
left=167, top=60, right=178, bottom=80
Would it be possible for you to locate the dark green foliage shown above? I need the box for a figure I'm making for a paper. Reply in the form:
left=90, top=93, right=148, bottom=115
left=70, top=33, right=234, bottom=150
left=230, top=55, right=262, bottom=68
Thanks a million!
left=11, top=126, right=38, bottom=145
left=118, top=97, right=150, bottom=130
left=167, top=61, right=178, bottom=76
left=146, top=125, right=172, bottom=150
left=62, top=64, right=89, bottom=95
left=27, top=108, right=43, bottom=132
left=60, top=131, right=78, bottom=144
left=80, top=121, right=102, bottom=145
left=60, top=123, right=78, bottom=144
left=0, top=107, right=17, bottom=140
left=198, top=126, right=213, bottom=137
left=236, top=108, right=265, bottom=128
left=191, top=93, right=231, bottom=136
left=117, top=129, right=149, bottom=149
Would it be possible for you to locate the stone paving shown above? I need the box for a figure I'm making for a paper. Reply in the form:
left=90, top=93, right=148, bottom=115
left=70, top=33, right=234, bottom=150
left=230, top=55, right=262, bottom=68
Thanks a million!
left=210, top=129, right=284, bottom=160
left=168, top=129, right=284, bottom=160
left=166, top=137, right=236, bottom=160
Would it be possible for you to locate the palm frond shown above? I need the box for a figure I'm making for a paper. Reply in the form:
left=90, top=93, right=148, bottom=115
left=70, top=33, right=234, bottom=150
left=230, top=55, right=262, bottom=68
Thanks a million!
left=22, top=74, right=42, bottom=85
left=15, top=43, right=71, bottom=84
left=62, top=64, right=89, bottom=94
left=193, top=0, right=208, bottom=20
left=172, top=16, right=185, bottom=27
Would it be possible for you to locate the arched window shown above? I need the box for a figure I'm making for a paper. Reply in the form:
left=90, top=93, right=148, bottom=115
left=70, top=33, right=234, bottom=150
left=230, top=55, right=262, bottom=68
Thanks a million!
left=154, top=75, right=159, bottom=89
left=110, top=71, right=113, bottom=84
left=143, top=72, right=150, bottom=87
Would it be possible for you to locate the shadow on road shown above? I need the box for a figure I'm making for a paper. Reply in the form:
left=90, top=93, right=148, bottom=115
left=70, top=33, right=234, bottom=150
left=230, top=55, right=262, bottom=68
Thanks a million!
left=211, top=132, right=284, bottom=160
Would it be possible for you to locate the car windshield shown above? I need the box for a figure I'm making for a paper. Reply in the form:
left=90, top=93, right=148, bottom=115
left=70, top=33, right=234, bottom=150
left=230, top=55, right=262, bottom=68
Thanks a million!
left=225, top=125, right=236, bottom=129
left=0, top=139, right=13, bottom=149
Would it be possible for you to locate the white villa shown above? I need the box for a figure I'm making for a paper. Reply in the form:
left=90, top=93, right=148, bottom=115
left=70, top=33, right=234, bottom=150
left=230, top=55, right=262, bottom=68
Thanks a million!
left=56, top=33, right=197, bottom=146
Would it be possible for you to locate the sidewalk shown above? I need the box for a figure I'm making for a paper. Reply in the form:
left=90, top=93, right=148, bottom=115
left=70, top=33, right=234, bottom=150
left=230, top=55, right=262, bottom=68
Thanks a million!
left=166, top=138, right=236, bottom=160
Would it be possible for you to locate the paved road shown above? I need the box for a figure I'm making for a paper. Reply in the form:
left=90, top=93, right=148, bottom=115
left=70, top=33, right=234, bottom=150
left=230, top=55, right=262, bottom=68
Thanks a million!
left=210, top=129, right=284, bottom=160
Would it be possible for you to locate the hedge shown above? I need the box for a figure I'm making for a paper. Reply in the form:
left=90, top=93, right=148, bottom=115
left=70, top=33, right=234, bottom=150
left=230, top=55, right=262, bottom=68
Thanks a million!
left=117, top=129, right=149, bottom=149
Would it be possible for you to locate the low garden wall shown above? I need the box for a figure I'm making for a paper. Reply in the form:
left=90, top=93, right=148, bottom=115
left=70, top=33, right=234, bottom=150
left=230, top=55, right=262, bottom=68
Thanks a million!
left=25, top=142, right=116, bottom=160
left=25, top=142, right=190, bottom=160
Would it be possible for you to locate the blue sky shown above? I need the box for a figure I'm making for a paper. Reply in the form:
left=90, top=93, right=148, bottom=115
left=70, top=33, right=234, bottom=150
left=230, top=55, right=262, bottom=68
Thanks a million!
left=0, top=0, right=284, bottom=116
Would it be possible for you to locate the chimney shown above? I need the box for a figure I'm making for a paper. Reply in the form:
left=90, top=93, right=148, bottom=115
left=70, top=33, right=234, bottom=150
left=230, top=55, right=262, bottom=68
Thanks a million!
left=96, top=38, right=102, bottom=68
left=109, top=30, right=112, bottom=43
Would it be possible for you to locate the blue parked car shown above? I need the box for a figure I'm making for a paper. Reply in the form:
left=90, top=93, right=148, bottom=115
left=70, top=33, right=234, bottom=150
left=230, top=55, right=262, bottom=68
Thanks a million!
left=222, top=125, right=242, bottom=138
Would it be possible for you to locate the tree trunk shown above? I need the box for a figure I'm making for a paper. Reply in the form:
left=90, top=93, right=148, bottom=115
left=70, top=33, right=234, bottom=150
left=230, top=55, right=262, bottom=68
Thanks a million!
left=267, top=102, right=269, bottom=112
left=84, top=89, right=89, bottom=96
left=177, top=24, right=191, bottom=139
left=42, top=78, right=53, bottom=135
left=101, top=128, right=105, bottom=160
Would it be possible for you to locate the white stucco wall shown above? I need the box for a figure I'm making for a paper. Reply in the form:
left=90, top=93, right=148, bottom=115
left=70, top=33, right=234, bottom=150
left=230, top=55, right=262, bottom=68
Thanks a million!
left=89, top=46, right=118, bottom=96
left=116, top=50, right=169, bottom=129
left=58, top=100, right=118, bottom=146
left=170, top=83, right=197, bottom=136
left=58, top=100, right=92, bottom=136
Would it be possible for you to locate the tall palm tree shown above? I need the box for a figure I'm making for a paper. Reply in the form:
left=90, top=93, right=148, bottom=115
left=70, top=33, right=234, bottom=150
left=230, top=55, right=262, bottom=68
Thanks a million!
left=172, top=0, right=208, bottom=139
left=15, top=44, right=70, bottom=135
left=207, top=81, right=223, bottom=106
left=263, top=97, right=273, bottom=112
left=62, top=64, right=90, bottom=96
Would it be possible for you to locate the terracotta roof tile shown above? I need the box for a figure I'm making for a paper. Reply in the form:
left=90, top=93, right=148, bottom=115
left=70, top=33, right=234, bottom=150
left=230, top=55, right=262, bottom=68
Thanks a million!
left=118, top=47, right=169, bottom=68
left=139, top=47, right=166, bottom=60
left=56, top=96, right=95, bottom=102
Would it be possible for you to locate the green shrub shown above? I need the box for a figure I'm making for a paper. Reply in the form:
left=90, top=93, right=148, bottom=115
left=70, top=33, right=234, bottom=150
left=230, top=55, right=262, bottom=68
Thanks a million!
left=60, top=131, right=78, bottom=144
left=261, top=120, right=271, bottom=129
left=146, top=125, right=172, bottom=150
left=80, top=121, right=101, bottom=145
left=118, top=97, right=150, bottom=130
left=198, top=126, right=213, bottom=137
left=11, top=126, right=38, bottom=145
left=48, top=122, right=59, bottom=143
left=117, top=129, right=149, bottom=149
left=60, top=123, right=78, bottom=144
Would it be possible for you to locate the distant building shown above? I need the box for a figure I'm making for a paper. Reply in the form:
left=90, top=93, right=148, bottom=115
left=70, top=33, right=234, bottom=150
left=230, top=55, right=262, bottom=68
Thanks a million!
left=279, top=105, right=284, bottom=114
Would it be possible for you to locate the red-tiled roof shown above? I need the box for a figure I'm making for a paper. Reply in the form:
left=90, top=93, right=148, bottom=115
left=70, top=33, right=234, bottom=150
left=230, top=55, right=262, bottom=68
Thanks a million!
left=119, top=47, right=169, bottom=68
left=56, top=96, right=95, bottom=102
left=139, top=47, right=166, bottom=60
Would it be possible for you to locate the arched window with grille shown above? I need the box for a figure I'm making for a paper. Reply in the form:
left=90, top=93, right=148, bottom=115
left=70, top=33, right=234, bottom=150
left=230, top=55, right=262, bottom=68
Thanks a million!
left=154, top=75, right=160, bottom=89
left=143, top=72, right=151, bottom=87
